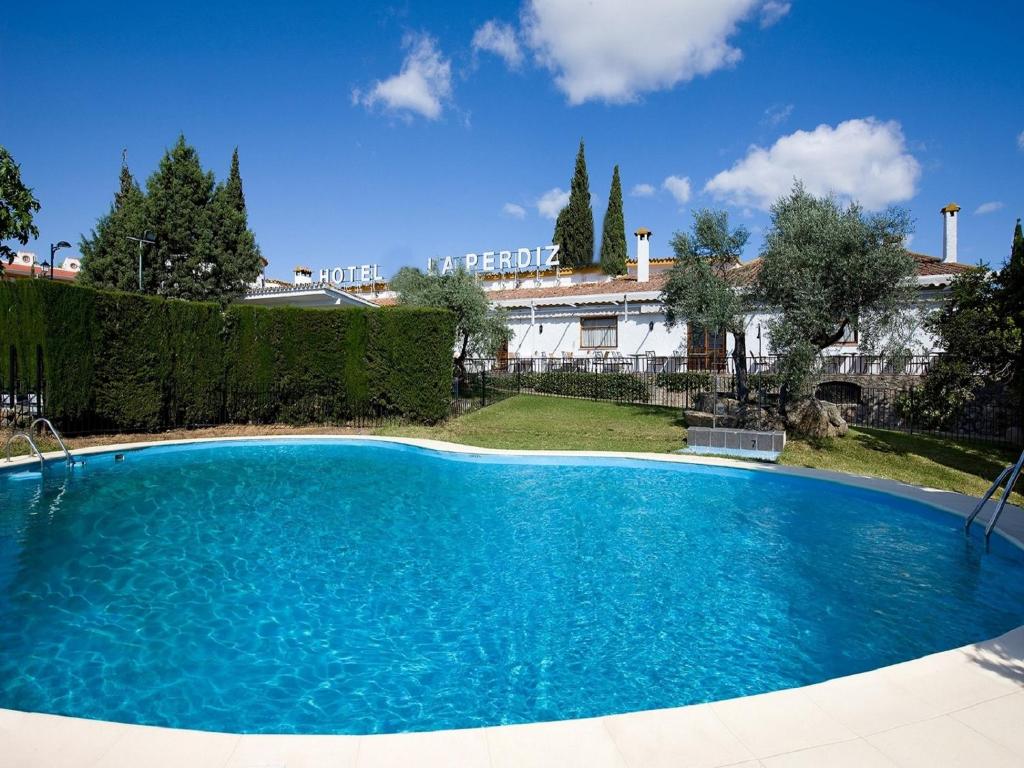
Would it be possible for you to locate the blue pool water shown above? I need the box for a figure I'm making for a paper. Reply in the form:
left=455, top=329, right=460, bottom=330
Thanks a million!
left=1, top=439, right=1023, bottom=734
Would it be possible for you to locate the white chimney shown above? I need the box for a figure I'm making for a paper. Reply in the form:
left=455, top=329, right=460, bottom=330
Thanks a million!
left=635, top=228, right=652, bottom=283
left=293, top=266, right=313, bottom=285
left=941, top=203, right=960, bottom=263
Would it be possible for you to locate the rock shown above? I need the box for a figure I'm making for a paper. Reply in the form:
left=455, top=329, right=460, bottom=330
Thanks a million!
left=735, top=403, right=782, bottom=431
left=784, top=397, right=848, bottom=439
left=693, top=393, right=742, bottom=416
left=683, top=410, right=736, bottom=428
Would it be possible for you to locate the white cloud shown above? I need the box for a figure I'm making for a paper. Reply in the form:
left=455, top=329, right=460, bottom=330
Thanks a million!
left=472, top=20, right=523, bottom=69
left=975, top=201, right=1004, bottom=215
left=630, top=183, right=656, bottom=197
left=762, top=102, right=793, bottom=126
left=353, top=34, right=452, bottom=120
left=1018, top=130, right=1024, bottom=151
left=502, top=202, right=527, bottom=219
left=663, top=175, right=692, bottom=205
left=705, top=118, right=921, bottom=211
left=521, top=0, right=764, bottom=105
left=760, top=1, right=791, bottom=28
left=536, top=187, right=569, bottom=219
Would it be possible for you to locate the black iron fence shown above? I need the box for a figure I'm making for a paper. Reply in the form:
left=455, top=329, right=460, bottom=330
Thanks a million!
left=3, top=353, right=1020, bottom=447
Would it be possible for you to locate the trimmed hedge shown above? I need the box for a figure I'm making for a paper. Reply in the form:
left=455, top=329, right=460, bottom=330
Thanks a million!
left=521, top=371, right=650, bottom=402
left=653, top=371, right=712, bottom=392
left=0, top=281, right=456, bottom=429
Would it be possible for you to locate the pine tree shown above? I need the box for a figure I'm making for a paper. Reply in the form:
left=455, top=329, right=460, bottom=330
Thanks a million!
left=210, top=148, right=262, bottom=299
left=599, top=165, right=627, bottom=276
left=79, top=161, right=148, bottom=291
left=554, top=139, right=593, bottom=269
left=144, top=135, right=217, bottom=300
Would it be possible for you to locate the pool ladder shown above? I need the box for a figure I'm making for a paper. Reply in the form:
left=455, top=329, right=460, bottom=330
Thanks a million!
left=964, top=448, right=1024, bottom=551
left=3, top=418, right=80, bottom=472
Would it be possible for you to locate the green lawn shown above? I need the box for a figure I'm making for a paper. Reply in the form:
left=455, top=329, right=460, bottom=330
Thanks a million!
left=378, top=394, right=1023, bottom=504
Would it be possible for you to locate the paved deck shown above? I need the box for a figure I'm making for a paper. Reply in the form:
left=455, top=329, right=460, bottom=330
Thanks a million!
left=2, top=436, right=1022, bottom=767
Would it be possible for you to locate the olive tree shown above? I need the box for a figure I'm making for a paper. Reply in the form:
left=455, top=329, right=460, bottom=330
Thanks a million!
left=756, top=183, right=917, bottom=404
left=661, top=209, right=752, bottom=400
left=391, top=266, right=511, bottom=378
left=0, top=146, right=41, bottom=275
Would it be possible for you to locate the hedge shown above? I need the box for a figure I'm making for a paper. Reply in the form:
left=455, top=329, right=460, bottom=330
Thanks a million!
left=520, top=371, right=650, bottom=402
left=653, top=371, right=712, bottom=392
left=0, top=280, right=456, bottom=429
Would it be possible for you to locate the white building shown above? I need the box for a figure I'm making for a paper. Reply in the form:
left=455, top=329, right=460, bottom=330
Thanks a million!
left=244, top=205, right=973, bottom=363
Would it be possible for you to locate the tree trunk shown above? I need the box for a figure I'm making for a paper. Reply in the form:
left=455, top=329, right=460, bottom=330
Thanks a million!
left=454, top=332, right=470, bottom=385
left=733, top=330, right=749, bottom=403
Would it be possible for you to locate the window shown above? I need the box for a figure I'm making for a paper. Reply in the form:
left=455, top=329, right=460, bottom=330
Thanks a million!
left=580, top=316, right=617, bottom=349
left=837, top=324, right=859, bottom=345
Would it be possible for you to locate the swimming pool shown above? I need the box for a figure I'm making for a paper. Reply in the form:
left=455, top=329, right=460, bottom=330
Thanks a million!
left=1, top=438, right=1022, bottom=735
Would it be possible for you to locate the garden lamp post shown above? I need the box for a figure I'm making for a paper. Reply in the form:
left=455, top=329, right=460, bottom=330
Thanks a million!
left=126, top=231, right=156, bottom=291
left=49, top=241, right=72, bottom=280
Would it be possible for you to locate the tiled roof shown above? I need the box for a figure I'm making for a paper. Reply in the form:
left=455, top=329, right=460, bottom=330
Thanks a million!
left=370, top=251, right=974, bottom=307
left=2, top=262, right=79, bottom=282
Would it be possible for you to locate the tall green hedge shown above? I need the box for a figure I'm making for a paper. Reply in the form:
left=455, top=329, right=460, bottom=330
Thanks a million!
left=0, top=280, right=456, bottom=429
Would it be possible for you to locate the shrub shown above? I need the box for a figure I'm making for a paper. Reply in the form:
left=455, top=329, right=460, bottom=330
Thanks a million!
left=654, top=371, right=712, bottom=392
left=525, top=371, right=649, bottom=402
left=0, top=281, right=455, bottom=430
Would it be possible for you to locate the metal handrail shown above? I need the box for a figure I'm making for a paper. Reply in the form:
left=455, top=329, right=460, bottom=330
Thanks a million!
left=4, top=432, right=45, bottom=472
left=964, top=465, right=1012, bottom=534
left=984, top=450, right=1024, bottom=551
left=29, top=417, right=76, bottom=465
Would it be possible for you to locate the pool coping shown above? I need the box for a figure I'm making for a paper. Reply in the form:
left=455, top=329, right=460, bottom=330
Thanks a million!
left=2, top=434, right=1023, bottom=767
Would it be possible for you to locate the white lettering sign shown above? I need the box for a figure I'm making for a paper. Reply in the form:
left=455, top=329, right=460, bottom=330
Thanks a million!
left=319, top=264, right=382, bottom=285
left=429, top=245, right=560, bottom=276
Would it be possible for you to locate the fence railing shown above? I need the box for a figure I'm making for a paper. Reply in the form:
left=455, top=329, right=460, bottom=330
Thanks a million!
left=483, top=353, right=941, bottom=377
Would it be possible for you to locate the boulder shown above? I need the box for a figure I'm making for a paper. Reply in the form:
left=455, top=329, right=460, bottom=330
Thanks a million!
left=683, top=410, right=736, bottom=428
left=784, top=398, right=848, bottom=439
left=735, top=403, right=783, bottom=432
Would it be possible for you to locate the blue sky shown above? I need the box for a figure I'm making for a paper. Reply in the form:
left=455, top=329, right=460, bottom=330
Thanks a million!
left=4, top=1, right=1023, bottom=280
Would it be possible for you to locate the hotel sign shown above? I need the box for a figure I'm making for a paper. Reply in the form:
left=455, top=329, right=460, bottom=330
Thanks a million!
left=428, top=244, right=560, bottom=276
left=319, top=264, right=382, bottom=285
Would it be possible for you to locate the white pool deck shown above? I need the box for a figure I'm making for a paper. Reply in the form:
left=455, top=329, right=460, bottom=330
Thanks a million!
left=1, top=435, right=1023, bottom=768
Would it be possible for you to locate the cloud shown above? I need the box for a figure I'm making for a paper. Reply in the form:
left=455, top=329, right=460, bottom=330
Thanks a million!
left=502, top=202, right=527, bottom=219
left=974, top=201, right=1004, bottom=215
left=705, top=118, right=921, bottom=211
left=1018, top=130, right=1024, bottom=151
left=353, top=34, right=452, bottom=120
left=521, top=0, right=766, bottom=105
left=536, top=187, right=569, bottom=219
left=630, top=183, right=656, bottom=198
left=759, top=1, right=791, bottom=28
left=762, top=103, right=793, bottom=126
left=662, top=175, right=692, bottom=205
left=472, top=20, right=523, bottom=69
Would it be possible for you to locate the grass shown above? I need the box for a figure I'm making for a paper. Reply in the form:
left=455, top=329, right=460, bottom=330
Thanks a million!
left=378, top=394, right=1022, bottom=504
left=375, top=395, right=686, bottom=452
left=5, top=394, right=1020, bottom=504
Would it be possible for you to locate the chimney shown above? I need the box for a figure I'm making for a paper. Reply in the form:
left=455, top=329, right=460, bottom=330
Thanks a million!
left=293, top=265, right=313, bottom=285
left=941, top=203, right=960, bottom=263
left=635, top=228, right=652, bottom=283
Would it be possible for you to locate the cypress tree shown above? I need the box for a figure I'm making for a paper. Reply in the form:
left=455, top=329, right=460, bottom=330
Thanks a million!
left=79, top=161, right=148, bottom=291
left=553, top=139, right=593, bottom=269
left=1000, top=218, right=1024, bottom=406
left=144, top=135, right=217, bottom=300
left=210, top=148, right=262, bottom=299
left=599, top=165, right=627, bottom=276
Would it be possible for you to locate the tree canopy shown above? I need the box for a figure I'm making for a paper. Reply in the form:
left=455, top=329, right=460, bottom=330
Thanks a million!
left=599, top=165, right=627, bottom=275
left=390, top=266, right=510, bottom=374
left=79, top=136, right=261, bottom=302
left=661, top=209, right=752, bottom=398
left=756, top=182, right=916, bottom=397
left=553, top=140, right=593, bottom=269
left=0, top=145, right=41, bottom=275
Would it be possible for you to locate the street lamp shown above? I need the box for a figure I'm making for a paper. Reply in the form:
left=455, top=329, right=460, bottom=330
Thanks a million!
left=126, top=231, right=156, bottom=291
left=49, top=241, right=72, bottom=280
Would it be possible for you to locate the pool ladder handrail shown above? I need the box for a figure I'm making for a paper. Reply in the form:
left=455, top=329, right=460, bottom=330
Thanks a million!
left=964, top=448, right=1024, bottom=550
left=4, top=432, right=45, bottom=472
left=29, top=418, right=78, bottom=465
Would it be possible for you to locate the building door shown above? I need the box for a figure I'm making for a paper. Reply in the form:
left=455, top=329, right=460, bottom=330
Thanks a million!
left=687, top=324, right=727, bottom=371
